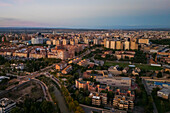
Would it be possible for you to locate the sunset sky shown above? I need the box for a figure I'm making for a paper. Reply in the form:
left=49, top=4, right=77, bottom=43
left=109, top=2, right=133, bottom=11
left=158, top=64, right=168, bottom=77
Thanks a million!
left=0, top=0, right=170, bottom=29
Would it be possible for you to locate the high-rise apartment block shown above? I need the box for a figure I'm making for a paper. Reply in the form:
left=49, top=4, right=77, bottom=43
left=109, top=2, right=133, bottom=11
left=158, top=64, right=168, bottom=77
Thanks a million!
left=124, top=41, right=130, bottom=50
left=106, top=40, right=110, bottom=48
left=130, top=41, right=138, bottom=50
left=70, top=39, right=75, bottom=45
left=116, top=41, right=123, bottom=50
left=93, top=39, right=99, bottom=45
left=63, top=39, right=68, bottom=45
left=110, top=41, right=116, bottom=49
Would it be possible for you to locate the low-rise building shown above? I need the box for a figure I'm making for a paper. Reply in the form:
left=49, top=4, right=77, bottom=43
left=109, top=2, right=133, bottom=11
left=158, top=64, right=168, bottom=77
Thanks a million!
left=92, top=96, right=101, bottom=106
left=113, top=95, right=134, bottom=111
left=0, top=98, right=16, bottom=113
left=75, top=79, right=88, bottom=90
left=100, top=93, right=108, bottom=105
left=77, top=59, right=89, bottom=67
left=157, top=88, right=170, bottom=100
left=108, top=65, right=122, bottom=76
left=61, top=65, right=72, bottom=74
left=55, top=61, right=67, bottom=71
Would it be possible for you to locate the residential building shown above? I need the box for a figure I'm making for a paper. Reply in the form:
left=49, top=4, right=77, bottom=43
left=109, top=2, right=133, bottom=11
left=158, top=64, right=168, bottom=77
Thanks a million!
left=116, top=41, right=123, bottom=50
left=55, top=61, right=67, bottom=71
left=57, top=49, right=68, bottom=60
left=157, top=88, right=170, bottom=100
left=124, top=41, right=130, bottom=50
left=106, top=40, right=110, bottom=48
left=138, top=38, right=149, bottom=45
left=0, top=98, right=16, bottom=113
left=101, top=93, right=107, bottom=105
left=110, top=41, right=116, bottom=49
left=63, top=39, right=68, bottom=45
left=130, top=41, right=138, bottom=50
left=75, top=79, right=88, bottom=90
left=92, top=96, right=101, bottom=106
left=113, top=95, right=134, bottom=110
left=108, top=65, right=122, bottom=76
left=93, top=39, right=99, bottom=45
left=62, top=65, right=72, bottom=74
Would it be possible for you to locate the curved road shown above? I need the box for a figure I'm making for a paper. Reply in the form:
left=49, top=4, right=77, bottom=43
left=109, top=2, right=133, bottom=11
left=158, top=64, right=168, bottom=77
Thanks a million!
left=32, top=79, right=53, bottom=102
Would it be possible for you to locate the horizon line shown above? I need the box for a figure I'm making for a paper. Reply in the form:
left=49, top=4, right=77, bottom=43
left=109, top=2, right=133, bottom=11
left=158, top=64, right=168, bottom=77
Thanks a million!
left=0, top=26, right=170, bottom=30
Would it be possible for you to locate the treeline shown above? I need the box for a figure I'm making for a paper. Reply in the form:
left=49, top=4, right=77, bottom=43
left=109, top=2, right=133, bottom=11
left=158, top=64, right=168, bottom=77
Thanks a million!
left=0, top=55, right=8, bottom=65
left=152, top=87, right=170, bottom=113
left=11, top=99, right=58, bottom=113
left=60, top=81, right=85, bottom=113
left=135, top=77, right=153, bottom=112
left=132, top=50, right=147, bottom=64
left=151, top=39, right=170, bottom=45
left=26, top=58, right=61, bottom=72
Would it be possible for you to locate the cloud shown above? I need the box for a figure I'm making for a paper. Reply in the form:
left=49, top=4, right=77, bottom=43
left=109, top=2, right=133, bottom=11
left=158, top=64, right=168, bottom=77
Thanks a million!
left=0, top=17, right=46, bottom=27
left=0, top=0, right=33, bottom=5
left=13, top=0, right=33, bottom=3
left=0, top=1, right=12, bottom=6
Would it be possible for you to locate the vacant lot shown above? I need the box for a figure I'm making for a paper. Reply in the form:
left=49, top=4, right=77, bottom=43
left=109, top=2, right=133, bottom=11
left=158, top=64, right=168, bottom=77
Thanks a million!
left=1, top=81, right=44, bottom=102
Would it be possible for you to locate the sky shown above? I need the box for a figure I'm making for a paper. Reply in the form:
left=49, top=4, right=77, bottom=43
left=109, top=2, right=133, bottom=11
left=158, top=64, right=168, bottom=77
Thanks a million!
left=0, top=0, right=170, bottom=29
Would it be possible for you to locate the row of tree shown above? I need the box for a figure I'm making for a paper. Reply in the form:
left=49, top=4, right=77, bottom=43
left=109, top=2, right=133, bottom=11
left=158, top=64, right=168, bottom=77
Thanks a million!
left=26, top=58, right=61, bottom=72
left=11, top=99, right=57, bottom=113
left=60, top=81, right=85, bottom=113
left=151, top=39, right=170, bottom=45
left=135, top=77, right=153, bottom=112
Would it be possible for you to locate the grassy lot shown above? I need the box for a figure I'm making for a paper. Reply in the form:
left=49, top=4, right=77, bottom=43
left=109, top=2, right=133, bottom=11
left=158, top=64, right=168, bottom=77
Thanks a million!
left=104, top=62, right=162, bottom=70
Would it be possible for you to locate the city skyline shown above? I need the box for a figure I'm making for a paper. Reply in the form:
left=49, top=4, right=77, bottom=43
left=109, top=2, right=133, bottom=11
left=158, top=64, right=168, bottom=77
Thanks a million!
left=0, top=0, right=170, bottom=29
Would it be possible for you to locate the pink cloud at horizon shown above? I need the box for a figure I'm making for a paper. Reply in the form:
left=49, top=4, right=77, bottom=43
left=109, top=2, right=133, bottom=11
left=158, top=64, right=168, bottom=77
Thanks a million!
left=0, top=18, right=48, bottom=27
left=0, top=2, right=12, bottom=6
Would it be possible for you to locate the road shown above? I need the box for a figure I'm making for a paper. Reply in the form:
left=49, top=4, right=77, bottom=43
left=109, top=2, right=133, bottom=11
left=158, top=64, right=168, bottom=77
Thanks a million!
left=0, top=80, right=31, bottom=97
left=32, top=78, right=53, bottom=102
left=80, top=104, right=127, bottom=113
left=142, top=79, right=158, bottom=113
left=80, top=104, right=102, bottom=113
left=1, top=63, right=58, bottom=101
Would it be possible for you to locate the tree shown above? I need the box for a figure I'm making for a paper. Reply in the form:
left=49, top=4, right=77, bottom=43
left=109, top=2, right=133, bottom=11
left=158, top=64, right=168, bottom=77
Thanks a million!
left=66, top=96, right=73, bottom=103
left=69, top=102, right=76, bottom=111
left=85, top=97, right=91, bottom=105
left=75, top=106, right=84, bottom=113
left=11, top=107, right=23, bottom=113
left=74, top=100, right=79, bottom=106
left=0, top=55, right=7, bottom=65
left=75, top=90, right=79, bottom=98
left=157, top=72, right=163, bottom=78
left=11, top=99, right=57, bottom=113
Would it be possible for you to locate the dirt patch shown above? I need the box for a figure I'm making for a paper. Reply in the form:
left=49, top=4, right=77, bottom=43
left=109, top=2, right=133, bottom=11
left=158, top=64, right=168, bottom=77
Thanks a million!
left=2, top=81, right=44, bottom=102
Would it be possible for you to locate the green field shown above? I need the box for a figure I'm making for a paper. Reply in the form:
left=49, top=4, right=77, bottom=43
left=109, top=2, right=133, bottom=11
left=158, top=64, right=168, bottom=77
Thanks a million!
left=104, top=62, right=162, bottom=70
